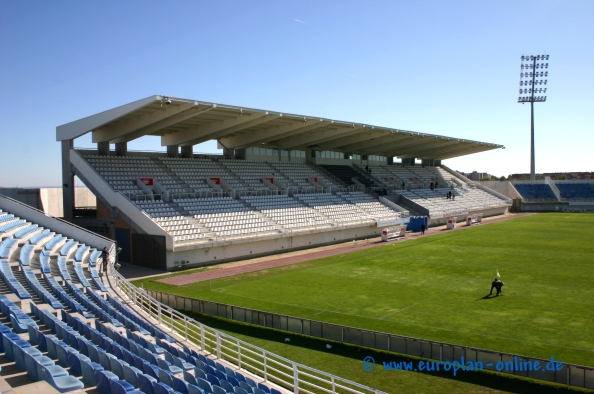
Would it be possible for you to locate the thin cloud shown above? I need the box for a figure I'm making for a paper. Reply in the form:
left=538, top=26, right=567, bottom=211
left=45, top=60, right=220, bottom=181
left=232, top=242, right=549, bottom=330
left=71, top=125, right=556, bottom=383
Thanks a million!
left=294, top=19, right=307, bottom=24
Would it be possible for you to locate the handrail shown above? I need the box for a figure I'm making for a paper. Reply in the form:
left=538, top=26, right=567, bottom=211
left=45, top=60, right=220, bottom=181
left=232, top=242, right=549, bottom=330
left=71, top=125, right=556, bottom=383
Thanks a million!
left=108, top=265, right=384, bottom=394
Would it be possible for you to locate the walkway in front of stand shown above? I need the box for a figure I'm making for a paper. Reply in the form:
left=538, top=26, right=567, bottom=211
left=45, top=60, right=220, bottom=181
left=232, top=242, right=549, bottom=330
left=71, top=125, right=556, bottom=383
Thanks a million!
left=158, top=212, right=532, bottom=286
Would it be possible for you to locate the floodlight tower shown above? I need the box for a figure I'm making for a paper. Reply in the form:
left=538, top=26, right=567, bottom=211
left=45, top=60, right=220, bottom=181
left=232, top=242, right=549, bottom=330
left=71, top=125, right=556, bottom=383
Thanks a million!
left=519, top=54, right=550, bottom=181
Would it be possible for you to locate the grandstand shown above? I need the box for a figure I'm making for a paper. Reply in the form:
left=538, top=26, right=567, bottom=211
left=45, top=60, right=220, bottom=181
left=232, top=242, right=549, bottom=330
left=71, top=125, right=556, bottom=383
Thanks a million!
left=0, top=194, right=381, bottom=394
left=57, top=95, right=509, bottom=270
left=511, top=178, right=594, bottom=202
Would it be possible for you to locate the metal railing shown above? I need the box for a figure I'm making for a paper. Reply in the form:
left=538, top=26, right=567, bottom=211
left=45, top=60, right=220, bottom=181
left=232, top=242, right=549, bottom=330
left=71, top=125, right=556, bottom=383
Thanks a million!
left=234, top=189, right=287, bottom=198
left=170, top=191, right=230, bottom=200
left=143, top=290, right=594, bottom=391
left=109, top=267, right=384, bottom=394
left=522, top=198, right=561, bottom=203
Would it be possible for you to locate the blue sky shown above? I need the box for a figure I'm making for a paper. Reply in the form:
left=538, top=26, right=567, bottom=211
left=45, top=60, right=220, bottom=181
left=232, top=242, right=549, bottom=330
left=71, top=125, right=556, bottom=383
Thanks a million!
left=1, top=1, right=593, bottom=187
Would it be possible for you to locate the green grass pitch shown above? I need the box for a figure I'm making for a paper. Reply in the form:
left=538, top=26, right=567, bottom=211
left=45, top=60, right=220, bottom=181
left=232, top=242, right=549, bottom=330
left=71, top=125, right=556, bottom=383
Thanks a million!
left=135, top=213, right=594, bottom=368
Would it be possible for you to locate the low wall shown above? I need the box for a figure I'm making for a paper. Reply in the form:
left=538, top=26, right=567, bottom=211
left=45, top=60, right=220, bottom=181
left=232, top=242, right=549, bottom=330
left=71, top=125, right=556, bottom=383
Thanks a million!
left=517, top=201, right=594, bottom=212
left=145, top=290, right=594, bottom=390
left=428, top=206, right=507, bottom=227
left=167, top=224, right=381, bottom=269
left=480, top=181, right=522, bottom=200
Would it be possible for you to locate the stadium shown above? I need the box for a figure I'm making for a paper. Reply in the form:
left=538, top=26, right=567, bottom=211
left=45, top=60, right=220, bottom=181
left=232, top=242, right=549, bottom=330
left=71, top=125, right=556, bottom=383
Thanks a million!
left=0, top=91, right=593, bottom=394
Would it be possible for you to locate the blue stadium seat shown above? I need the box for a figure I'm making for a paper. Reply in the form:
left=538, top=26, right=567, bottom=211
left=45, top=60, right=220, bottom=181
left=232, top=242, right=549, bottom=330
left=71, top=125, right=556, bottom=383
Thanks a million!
left=226, top=376, right=239, bottom=387
left=110, top=379, right=137, bottom=394
left=205, top=373, right=220, bottom=388
left=158, top=368, right=175, bottom=388
left=556, top=183, right=594, bottom=199
left=212, top=386, right=227, bottom=394
left=158, top=358, right=183, bottom=375
left=219, top=380, right=235, bottom=393
left=39, top=361, right=85, bottom=393
left=95, top=369, right=120, bottom=394
left=123, top=363, right=143, bottom=388
left=172, top=375, right=190, bottom=394
left=138, top=373, right=158, bottom=394
left=172, top=355, right=194, bottom=371
left=154, top=382, right=176, bottom=394
left=196, top=377, right=213, bottom=394
left=234, top=386, right=250, bottom=394
left=514, top=184, right=557, bottom=199
left=23, top=350, right=65, bottom=382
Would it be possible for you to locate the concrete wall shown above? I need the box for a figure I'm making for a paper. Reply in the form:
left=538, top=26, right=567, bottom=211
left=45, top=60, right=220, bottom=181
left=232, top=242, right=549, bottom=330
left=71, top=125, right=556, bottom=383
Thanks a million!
left=39, top=187, right=97, bottom=217
left=0, top=187, right=96, bottom=217
left=480, top=181, right=521, bottom=200
left=428, top=206, right=508, bottom=227
left=166, top=224, right=382, bottom=269
left=0, top=188, right=43, bottom=210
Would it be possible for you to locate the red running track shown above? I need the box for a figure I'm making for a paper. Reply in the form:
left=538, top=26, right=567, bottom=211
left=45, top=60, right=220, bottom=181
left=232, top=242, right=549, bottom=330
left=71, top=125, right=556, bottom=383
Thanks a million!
left=158, top=213, right=531, bottom=286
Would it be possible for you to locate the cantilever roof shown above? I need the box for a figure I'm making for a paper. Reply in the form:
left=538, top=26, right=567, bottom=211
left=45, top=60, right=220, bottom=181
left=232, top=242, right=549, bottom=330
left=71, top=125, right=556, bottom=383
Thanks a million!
left=57, top=95, right=503, bottom=160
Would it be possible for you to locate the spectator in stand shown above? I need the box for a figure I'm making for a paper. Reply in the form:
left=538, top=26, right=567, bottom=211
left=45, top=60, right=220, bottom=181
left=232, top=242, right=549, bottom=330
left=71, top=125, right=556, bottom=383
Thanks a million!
left=100, top=247, right=109, bottom=275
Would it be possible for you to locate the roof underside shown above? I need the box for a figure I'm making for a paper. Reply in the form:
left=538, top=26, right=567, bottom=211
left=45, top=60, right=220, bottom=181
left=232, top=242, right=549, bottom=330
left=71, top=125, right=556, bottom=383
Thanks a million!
left=57, top=95, right=502, bottom=160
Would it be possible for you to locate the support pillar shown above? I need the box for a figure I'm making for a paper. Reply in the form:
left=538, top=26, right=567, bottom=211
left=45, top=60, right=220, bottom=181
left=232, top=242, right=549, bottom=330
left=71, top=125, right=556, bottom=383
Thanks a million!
left=387, top=156, right=394, bottom=165
left=62, top=140, right=75, bottom=222
left=223, top=147, right=233, bottom=159
left=97, top=141, right=109, bottom=156
left=402, top=158, right=416, bottom=166
left=167, top=145, right=179, bottom=157
left=180, top=145, right=193, bottom=158
left=115, top=142, right=127, bottom=156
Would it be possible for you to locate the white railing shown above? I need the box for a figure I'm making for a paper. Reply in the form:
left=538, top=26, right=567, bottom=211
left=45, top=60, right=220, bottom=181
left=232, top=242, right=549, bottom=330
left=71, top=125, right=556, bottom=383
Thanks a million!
left=171, top=191, right=229, bottom=200
left=553, top=179, right=594, bottom=184
left=522, top=198, right=560, bottom=203
left=510, top=179, right=547, bottom=184
left=109, top=267, right=384, bottom=394
left=234, top=189, right=286, bottom=198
